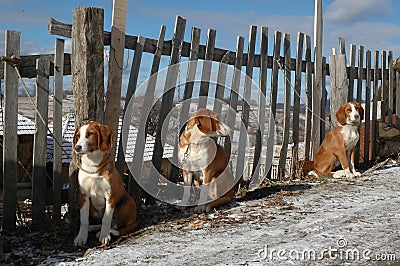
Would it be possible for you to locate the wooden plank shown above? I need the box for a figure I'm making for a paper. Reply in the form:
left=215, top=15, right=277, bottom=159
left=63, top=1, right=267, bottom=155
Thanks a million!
left=304, top=35, right=312, bottom=160
left=152, top=16, right=186, bottom=174
left=250, top=26, right=268, bottom=188
left=339, top=37, right=346, bottom=55
left=2, top=30, right=20, bottom=232
left=265, top=31, right=282, bottom=179
left=213, top=51, right=232, bottom=114
left=69, top=7, right=104, bottom=222
left=396, top=70, right=400, bottom=126
left=223, top=36, right=244, bottom=156
left=105, top=0, right=129, bottom=159
left=363, top=50, right=372, bottom=163
left=168, top=27, right=202, bottom=183
left=320, top=56, right=327, bottom=139
left=291, top=32, right=304, bottom=177
left=32, top=59, right=50, bottom=226
left=48, top=18, right=337, bottom=73
left=236, top=25, right=257, bottom=185
left=388, top=51, right=394, bottom=122
left=371, top=51, right=379, bottom=159
left=312, top=0, right=323, bottom=156
left=278, top=33, right=291, bottom=180
left=115, top=35, right=145, bottom=175
left=130, top=26, right=166, bottom=194
left=52, top=38, right=64, bottom=220
left=354, top=46, right=364, bottom=166
left=381, top=51, right=387, bottom=117
left=348, top=44, right=356, bottom=101
left=198, top=29, right=216, bottom=109
left=329, top=53, right=348, bottom=125
left=0, top=53, right=71, bottom=79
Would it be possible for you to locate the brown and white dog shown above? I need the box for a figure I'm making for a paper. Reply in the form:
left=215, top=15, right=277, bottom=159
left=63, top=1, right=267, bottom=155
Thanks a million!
left=178, top=109, right=235, bottom=213
left=310, top=102, right=364, bottom=178
left=73, top=121, right=139, bottom=246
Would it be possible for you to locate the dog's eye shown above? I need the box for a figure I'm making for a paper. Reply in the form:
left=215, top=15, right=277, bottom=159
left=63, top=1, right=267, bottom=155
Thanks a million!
left=87, top=132, right=94, bottom=136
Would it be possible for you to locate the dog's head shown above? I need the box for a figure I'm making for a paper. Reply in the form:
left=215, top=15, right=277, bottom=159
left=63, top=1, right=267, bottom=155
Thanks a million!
left=185, top=108, right=230, bottom=139
left=73, top=121, right=114, bottom=155
left=336, top=101, right=364, bottom=126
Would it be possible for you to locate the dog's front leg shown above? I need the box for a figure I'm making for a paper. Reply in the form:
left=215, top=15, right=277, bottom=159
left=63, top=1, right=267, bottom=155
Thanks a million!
left=181, top=171, right=193, bottom=205
left=99, top=195, right=114, bottom=245
left=194, top=183, right=210, bottom=213
left=74, top=194, right=90, bottom=246
left=349, top=148, right=361, bottom=177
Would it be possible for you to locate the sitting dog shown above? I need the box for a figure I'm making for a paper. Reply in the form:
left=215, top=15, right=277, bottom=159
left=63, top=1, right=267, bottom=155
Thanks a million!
left=310, top=102, right=364, bottom=178
left=73, top=121, right=139, bottom=246
left=178, top=108, right=235, bottom=212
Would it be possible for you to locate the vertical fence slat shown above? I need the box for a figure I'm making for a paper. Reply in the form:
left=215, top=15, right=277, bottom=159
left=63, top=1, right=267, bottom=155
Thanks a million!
left=52, top=38, right=64, bottom=220
left=380, top=51, right=387, bottom=118
left=291, top=32, right=304, bottom=177
left=169, top=26, right=201, bottom=183
left=2, top=30, right=20, bottom=232
left=130, top=26, right=166, bottom=193
left=104, top=0, right=128, bottom=158
left=116, top=35, right=145, bottom=175
left=354, top=46, right=364, bottom=166
left=348, top=44, right=356, bottom=101
left=396, top=69, right=400, bottom=126
left=223, top=36, right=244, bottom=155
left=372, top=51, right=380, bottom=159
left=320, top=57, right=327, bottom=139
left=236, top=25, right=256, bottom=185
left=152, top=16, right=186, bottom=174
left=363, top=50, right=372, bottom=163
left=250, top=26, right=268, bottom=188
left=304, top=35, right=312, bottom=160
left=388, top=51, right=394, bottom=123
left=213, top=51, right=232, bottom=114
left=278, top=33, right=291, bottom=180
left=198, top=29, right=216, bottom=109
left=265, top=31, right=282, bottom=179
left=32, top=59, right=50, bottom=226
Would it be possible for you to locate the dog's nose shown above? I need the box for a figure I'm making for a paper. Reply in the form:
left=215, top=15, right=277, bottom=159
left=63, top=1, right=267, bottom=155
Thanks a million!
left=354, top=113, right=359, bottom=119
left=75, top=145, right=82, bottom=153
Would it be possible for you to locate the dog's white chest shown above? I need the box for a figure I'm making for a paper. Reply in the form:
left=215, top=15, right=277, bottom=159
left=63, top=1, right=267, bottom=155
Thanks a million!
left=78, top=171, right=111, bottom=209
left=341, top=126, right=359, bottom=149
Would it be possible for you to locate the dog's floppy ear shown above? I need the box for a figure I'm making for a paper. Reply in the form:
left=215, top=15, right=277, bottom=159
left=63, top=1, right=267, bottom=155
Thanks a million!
left=357, top=103, right=364, bottom=121
left=97, top=124, right=114, bottom=152
left=72, top=126, right=81, bottom=155
left=336, top=104, right=347, bottom=125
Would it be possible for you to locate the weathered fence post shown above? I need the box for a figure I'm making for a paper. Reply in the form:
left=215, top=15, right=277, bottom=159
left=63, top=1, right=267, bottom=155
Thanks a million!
left=329, top=51, right=348, bottom=126
left=69, top=6, right=104, bottom=222
left=32, top=59, right=50, bottom=226
left=53, top=38, right=64, bottom=220
left=2, top=30, right=20, bottom=232
left=105, top=0, right=128, bottom=160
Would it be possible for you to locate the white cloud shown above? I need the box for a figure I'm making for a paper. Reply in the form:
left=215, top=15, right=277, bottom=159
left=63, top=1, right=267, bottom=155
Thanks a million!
left=325, top=0, right=391, bottom=24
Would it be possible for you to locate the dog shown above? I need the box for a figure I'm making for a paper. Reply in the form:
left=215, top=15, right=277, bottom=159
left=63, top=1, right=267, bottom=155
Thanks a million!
left=309, top=102, right=364, bottom=178
left=178, top=108, right=235, bottom=213
left=73, top=121, right=139, bottom=246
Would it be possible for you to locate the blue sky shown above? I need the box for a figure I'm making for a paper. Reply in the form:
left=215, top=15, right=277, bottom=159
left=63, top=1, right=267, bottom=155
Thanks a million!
left=1, top=0, right=400, bottom=96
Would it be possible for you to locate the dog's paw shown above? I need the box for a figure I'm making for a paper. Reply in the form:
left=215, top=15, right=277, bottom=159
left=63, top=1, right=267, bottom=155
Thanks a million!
left=353, top=171, right=361, bottom=177
left=194, top=204, right=212, bottom=213
left=74, top=232, right=88, bottom=246
left=99, top=232, right=112, bottom=245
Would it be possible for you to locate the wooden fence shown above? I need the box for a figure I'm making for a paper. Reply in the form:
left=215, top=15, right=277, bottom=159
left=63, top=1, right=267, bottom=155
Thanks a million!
left=1, top=7, right=398, bottom=231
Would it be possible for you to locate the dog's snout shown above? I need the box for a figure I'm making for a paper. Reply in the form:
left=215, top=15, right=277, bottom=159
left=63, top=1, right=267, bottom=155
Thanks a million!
left=354, top=113, right=359, bottom=118
left=75, top=145, right=82, bottom=153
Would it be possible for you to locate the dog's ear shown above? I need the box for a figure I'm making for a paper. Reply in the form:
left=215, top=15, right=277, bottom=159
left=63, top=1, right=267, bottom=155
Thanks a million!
left=72, top=126, right=81, bottom=155
left=97, top=124, right=114, bottom=152
left=357, top=103, right=364, bottom=121
left=197, top=115, right=213, bottom=134
left=336, top=104, right=347, bottom=125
